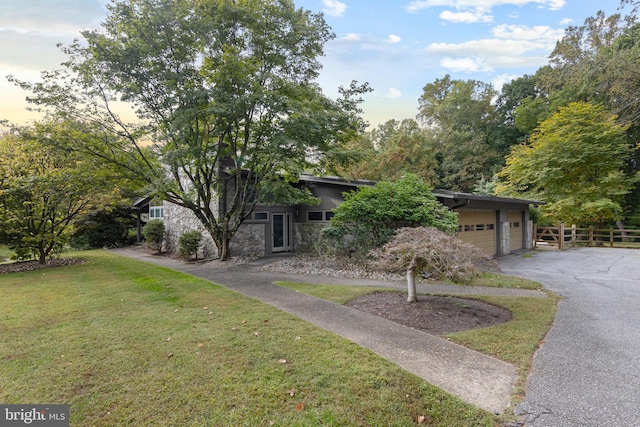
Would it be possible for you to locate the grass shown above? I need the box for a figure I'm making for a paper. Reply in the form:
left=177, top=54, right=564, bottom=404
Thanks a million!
left=0, top=245, right=12, bottom=263
left=473, top=272, right=543, bottom=290
left=276, top=280, right=558, bottom=406
left=0, top=250, right=500, bottom=426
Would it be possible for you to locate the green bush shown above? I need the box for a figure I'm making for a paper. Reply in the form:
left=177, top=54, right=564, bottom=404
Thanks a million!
left=324, top=175, right=458, bottom=256
left=71, top=206, right=138, bottom=249
left=178, top=231, right=203, bottom=260
left=142, top=220, right=165, bottom=253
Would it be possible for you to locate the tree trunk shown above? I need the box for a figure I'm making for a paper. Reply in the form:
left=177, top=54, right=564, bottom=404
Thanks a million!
left=219, top=237, right=231, bottom=261
left=406, top=268, right=417, bottom=303
left=38, top=248, right=47, bottom=265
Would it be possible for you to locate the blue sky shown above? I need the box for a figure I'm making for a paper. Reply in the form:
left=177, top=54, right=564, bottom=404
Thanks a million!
left=0, top=0, right=627, bottom=127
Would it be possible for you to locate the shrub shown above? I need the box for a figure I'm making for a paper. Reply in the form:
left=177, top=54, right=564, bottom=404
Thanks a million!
left=142, top=220, right=165, bottom=253
left=324, top=175, right=457, bottom=256
left=373, top=227, right=494, bottom=285
left=71, top=206, right=138, bottom=249
left=179, top=231, right=203, bottom=260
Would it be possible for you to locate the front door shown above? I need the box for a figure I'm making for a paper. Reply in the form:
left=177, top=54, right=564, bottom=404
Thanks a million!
left=272, top=213, right=291, bottom=252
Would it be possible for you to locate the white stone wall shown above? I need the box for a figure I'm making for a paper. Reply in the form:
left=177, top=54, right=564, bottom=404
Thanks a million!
left=162, top=201, right=269, bottom=259
left=499, top=221, right=511, bottom=256
left=525, top=220, right=534, bottom=249
left=162, top=201, right=217, bottom=258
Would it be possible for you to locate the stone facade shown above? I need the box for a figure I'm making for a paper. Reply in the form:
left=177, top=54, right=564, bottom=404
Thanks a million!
left=162, top=201, right=217, bottom=259
left=162, top=201, right=267, bottom=259
left=230, top=223, right=266, bottom=258
left=293, top=223, right=328, bottom=255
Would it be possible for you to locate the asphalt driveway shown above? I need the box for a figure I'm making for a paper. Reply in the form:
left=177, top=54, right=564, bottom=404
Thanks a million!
left=498, top=248, right=640, bottom=426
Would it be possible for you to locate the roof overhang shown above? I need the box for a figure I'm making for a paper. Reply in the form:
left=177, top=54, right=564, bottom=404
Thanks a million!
left=433, top=189, right=545, bottom=208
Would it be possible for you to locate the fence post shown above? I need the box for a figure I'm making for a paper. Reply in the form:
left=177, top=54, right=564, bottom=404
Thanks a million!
left=610, top=228, right=614, bottom=248
left=589, top=226, right=594, bottom=247
left=559, top=223, right=565, bottom=250
left=571, top=224, right=576, bottom=246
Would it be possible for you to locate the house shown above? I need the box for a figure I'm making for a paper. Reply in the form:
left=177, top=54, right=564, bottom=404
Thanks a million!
left=135, top=174, right=542, bottom=258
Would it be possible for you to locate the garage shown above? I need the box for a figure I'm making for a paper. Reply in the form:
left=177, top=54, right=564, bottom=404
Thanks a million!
left=456, top=210, right=497, bottom=255
left=508, top=211, right=524, bottom=251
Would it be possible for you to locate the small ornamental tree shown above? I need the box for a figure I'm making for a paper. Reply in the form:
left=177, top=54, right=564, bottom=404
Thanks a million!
left=325, top=175, right=457, bottom=255
left=179, top=231, right=203, bottom=261
left=374, top=227, right=492, bottom=302
left=142, top=220, right=165, bottom=254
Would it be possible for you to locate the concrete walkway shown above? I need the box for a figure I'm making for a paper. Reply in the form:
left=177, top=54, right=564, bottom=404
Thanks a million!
left=111, top=248, right=544, bottom=415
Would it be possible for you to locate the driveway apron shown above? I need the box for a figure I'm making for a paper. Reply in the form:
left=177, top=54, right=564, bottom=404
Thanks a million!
left=499, top=248, right=640, bottom=427
left=111, top=248, right=527, bottom=414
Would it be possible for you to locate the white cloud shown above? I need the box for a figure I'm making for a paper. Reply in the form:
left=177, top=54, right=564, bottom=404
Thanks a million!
left=491, top=24, right=564, bottom=44
left=439, top=10, right=494, bottom=23
left=381, top=88, right=402, bottom=99
left=560, top=18, right=574, bottom=25
left=426, top=23, right=564, bottom=73
left=0, top=1, right=105, bottom=36
left=405, top=0, right=566, bottom=14
left=341, top=33, right=362, bottom=42
left=428, top=39, right=548, bottom=56
left=440, top=57, right=491, bottom=72
left=384, top=34, right=402, bottom=44
left=322, top=0, right=348, bottom=17
left=428, top=28, right=558, bottom=73
left=492, top=73, right=519, bottom=90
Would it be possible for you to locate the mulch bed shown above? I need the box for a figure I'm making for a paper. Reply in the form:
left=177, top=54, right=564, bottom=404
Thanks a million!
left=346, top=291, right=512, bottom=336
left=0, top=258, right=85, bottom=275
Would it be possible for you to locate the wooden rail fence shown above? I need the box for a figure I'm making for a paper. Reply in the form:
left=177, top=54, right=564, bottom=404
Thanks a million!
left=534, top=224, right=640, bottom=250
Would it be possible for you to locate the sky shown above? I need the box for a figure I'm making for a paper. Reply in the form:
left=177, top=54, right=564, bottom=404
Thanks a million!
left=0, top=0, right=629, bottom=128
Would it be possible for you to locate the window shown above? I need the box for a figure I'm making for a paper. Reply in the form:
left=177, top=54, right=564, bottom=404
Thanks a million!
left=457, top=225, right=463, bottom=233
left=476, top=224, right=485, bottom=231
left=324, top=212, right=335, bottom=221
left=308, top=211, right=323, bottom=221
left=464, top=225, right=474, bottom=232
left=487, top=224, right=495, bottom=230
left=254, top=212, right=268, bottom=221
left=149, top=206, right=164, bottom=219
left=512, top=222, right=520, bottom=228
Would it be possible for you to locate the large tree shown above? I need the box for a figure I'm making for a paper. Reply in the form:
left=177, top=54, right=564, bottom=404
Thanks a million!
left=497, top=101, right=637, bottom=226
left=11, top=0, right=368, bottom=260
left=336, top=119, right=438, bottom=185
left=417, top=75, right=501, bottom=192
left=0, top=120, right=135, bottom=263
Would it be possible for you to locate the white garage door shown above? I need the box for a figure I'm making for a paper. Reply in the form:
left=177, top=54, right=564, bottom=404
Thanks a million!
left=456, top=211, right=497, bottom=255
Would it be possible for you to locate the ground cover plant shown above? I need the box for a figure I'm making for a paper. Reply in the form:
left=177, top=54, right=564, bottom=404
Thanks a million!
left=0, top=251, right=499, bottom=426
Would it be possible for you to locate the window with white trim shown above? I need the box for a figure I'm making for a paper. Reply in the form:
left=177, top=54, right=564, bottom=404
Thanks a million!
left=149, top=206, right=164, bottom=219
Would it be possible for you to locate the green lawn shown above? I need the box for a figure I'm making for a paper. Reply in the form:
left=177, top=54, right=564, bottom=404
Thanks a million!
left=0, top=251, right=499, bottom=426
left=277, top=280, right=558, bottom=404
